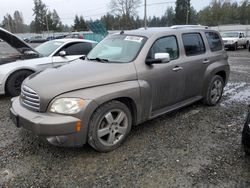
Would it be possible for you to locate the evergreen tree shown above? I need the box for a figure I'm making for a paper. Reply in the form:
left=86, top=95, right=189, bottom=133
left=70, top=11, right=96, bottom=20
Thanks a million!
left=2, top=14, right=14, bottom=32
left=174, top=0, right=191, bottom=24
left=164, top=7, right=175, bottom=26
left=13, top=11, right=25, bottom=33
left=32, top=0, right=48, bottom=33
left=73, top=15, right=80, bottom=31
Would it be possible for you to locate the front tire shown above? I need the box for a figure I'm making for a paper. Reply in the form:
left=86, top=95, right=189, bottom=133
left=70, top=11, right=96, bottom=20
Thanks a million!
left=233, top=42, right=238, bottom=51
left=203, top=75, right=224, bottom=106
left=244, top=41, right=249, bottom=49
left=6, top=70, right=33, bottom=97
left=88, top=100, right=132, bottom=152
left=242, top=111, right=250, bottom=155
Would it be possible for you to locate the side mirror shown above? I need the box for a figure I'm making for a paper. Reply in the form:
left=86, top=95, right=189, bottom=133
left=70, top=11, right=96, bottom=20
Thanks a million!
left=146, top=53, right=170, bottom=65
left=59, top=50, right=67, bottom=57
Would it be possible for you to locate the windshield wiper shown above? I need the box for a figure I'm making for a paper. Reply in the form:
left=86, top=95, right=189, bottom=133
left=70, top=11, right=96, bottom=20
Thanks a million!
left=88, top=57, right=109, bottom=63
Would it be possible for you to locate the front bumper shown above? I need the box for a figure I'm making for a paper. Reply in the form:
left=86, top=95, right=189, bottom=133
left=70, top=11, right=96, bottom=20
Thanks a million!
left=224, top=43, right=236, bottom=48
left=10, top=97, right=86, bottom=147
left=0, top=84, right=4, bottom=95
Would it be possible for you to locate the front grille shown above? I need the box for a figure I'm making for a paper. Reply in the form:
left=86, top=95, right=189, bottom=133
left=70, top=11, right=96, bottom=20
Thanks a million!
left=20, top=85, right=40, bottom=112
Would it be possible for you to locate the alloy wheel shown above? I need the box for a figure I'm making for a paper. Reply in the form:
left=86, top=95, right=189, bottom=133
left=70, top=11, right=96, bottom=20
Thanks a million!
left=97, top=109, right=129, bottom=147
left=210, top=79, right=223, bottom=104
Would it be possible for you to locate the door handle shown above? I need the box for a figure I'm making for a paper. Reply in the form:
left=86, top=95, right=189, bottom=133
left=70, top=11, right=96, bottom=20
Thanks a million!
left=203, top=59, right=210, bottom=64
left=172, top=66, right=183, bottom=72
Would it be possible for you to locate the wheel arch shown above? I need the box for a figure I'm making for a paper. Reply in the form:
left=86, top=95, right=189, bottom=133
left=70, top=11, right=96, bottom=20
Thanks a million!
left=215, top=70, right=227, bottom=85
left=4, top=68, right=35, bottom=94
left=90, top=97, right=138, bottom=126
left=203, top=62, right=230, bottom=97
left=114, top=97, right=138, bottom=126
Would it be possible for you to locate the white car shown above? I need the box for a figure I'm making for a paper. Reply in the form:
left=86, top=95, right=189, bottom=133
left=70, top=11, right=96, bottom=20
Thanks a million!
left=0, top=27, right=97, bottom=96
left=222, top=31, right=249, bottom=50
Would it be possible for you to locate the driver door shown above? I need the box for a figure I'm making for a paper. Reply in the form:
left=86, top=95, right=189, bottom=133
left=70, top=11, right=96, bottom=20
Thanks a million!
left=137, top=35, right=186, bottom=112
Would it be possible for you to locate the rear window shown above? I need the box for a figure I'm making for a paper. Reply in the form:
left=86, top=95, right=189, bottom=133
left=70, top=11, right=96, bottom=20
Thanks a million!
left=205, top=32, right=223, bottom=52
left=182, top=33, right=205, bottom=56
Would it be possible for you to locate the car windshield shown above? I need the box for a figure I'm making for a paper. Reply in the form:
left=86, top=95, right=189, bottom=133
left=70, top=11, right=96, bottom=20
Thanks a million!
left=35, top=40, right=64, bottom=56
left=87, top=34, right=146, bottom=63
left=222, top=32, right=239, bottom=38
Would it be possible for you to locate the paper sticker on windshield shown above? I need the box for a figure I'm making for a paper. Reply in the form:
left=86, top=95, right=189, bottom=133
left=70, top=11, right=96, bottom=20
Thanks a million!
left=125, top=36, right=143, bottom=43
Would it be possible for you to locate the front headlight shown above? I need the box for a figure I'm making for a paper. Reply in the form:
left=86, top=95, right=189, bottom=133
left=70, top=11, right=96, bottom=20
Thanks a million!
left=229, top=40, right=235, bottom=44
left=49, top=98, right=85, bottom=114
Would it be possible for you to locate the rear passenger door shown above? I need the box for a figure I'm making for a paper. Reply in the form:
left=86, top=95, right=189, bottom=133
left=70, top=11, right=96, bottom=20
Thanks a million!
left=181, top=32, right=210, bottom=99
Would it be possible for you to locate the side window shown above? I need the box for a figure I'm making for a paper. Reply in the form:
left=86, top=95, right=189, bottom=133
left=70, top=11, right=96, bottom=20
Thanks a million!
left=60, top=42, right=93, bottom=56
left=205, top=32, right=223, bottom=52
left=182, top=33, right=205, bottom=56
left=147, top=36, right=179, bottom=60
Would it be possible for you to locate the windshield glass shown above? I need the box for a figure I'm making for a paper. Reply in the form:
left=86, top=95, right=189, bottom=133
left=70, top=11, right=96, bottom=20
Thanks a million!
left=87, top=34, right=146, bottom=63
left=222, top=32, right=239, bottom=38
left=35, top=40, right=64, bottom=56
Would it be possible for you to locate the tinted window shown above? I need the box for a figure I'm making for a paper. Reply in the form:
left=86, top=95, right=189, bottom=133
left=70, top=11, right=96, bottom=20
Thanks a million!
left=205, top=32, right=223, bottom=52
left=36, top=41, right=64, bottom=56
left=61, top=42, right=93, bottom=55
left=147, top=36, right=179, bottom=60
left=182, top=33, right=205, bottom=56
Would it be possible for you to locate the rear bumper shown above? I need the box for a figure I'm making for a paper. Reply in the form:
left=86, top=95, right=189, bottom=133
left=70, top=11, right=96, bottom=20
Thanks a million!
left=10, top=97, right=86, bottom=147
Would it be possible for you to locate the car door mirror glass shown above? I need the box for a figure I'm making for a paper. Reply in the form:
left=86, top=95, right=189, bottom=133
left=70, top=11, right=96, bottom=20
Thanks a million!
left=155, top=53, right=170, bottom=62
left=59, top=50, right=67, bottom=57
left=146, top=53, right=170, bottom=65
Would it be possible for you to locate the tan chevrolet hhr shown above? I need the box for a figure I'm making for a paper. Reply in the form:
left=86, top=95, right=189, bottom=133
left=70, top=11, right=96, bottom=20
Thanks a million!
left=10, top=26, right=230, bottom=152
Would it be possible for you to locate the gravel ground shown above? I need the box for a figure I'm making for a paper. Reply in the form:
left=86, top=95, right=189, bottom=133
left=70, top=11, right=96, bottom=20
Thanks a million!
left=1, top=49, right=250, bottom=187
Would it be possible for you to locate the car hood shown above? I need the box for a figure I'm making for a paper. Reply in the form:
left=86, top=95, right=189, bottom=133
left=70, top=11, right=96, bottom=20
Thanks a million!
left=24, top=59, right=137, bottom=106
left=0, top=27, right=39, bottom=55
left=222, top=37, right=237, bottom=41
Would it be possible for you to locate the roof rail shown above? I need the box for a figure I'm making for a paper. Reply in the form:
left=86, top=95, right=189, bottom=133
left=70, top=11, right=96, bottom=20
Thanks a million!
left=170, top=25, right=208, bottom=29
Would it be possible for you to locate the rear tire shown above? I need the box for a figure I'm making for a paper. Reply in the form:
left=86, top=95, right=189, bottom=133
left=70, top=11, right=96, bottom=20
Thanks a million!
left=88, top=100, right=132, bottom=152
left=6, top=70, right=33, bottom=97
left=203, top=75, right=224, bottom=106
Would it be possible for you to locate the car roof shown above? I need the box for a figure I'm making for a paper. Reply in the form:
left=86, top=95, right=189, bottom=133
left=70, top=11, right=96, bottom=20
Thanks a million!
left=52, top=38, right=98, bottom=44
left=118, top=27, right=217, bottom=38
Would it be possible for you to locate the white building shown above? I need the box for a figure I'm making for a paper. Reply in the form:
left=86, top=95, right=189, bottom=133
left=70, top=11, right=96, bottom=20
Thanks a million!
left=210, top=24, right=250, bottom=37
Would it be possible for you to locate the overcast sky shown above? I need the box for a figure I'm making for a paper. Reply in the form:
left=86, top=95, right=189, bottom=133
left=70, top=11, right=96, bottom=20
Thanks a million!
left=0, top=0, right=239, bottom=26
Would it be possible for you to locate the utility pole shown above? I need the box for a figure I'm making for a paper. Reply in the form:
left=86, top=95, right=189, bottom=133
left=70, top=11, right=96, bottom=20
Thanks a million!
left=45, top=6, right=49, bottom=33
left=46, top=14, right=49, bottom=33
left=186, top=8, right=189, bottom=25
left=144, top=0, right=147, bottom=29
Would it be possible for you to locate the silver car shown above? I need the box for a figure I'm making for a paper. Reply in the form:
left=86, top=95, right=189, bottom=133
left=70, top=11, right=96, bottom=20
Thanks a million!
left=0, top=27, right=97, bottom=96
left=10, top=27, right=230, bottom=152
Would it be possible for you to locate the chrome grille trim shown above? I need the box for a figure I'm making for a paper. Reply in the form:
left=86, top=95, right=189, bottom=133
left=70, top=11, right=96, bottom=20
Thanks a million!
left=20, top=85, right=40, bottom=112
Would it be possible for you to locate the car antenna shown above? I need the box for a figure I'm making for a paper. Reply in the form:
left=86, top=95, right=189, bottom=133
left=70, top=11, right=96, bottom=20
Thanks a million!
left=120, top=30, right=124, bottom=35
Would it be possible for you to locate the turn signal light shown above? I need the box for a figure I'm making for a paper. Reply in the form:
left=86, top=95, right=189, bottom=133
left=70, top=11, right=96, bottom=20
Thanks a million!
left=76, top=121, right=81, bottom=132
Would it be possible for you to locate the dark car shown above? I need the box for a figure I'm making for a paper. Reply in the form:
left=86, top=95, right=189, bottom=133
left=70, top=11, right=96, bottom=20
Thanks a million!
left=242, top=107, right=250, bottom=155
